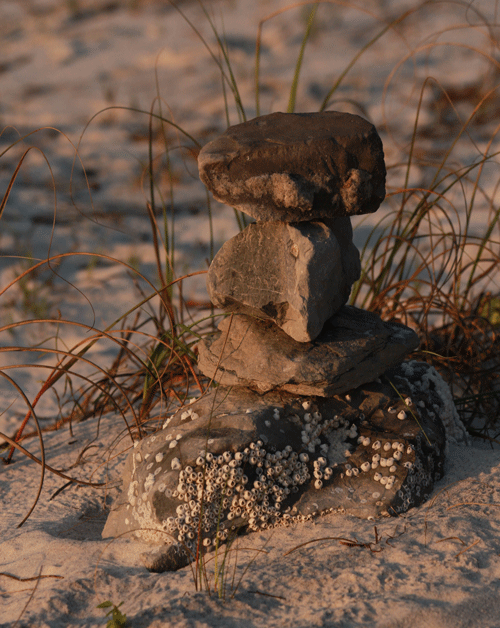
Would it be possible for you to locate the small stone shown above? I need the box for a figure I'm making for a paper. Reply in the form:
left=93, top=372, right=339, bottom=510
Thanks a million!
left=197, top=306, right=419, bottom=396
left=207, top=220, right=359, bottom=342
left=141, top=544, right=190, bottom=573
left=198, top=111, right=386, bottom=222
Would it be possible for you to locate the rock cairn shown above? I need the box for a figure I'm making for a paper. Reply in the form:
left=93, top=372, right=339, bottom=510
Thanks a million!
left=103, top=112, right=468, bottom=572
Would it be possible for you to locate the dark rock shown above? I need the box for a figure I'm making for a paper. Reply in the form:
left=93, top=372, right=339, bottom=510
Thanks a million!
left=207, top=220, right=360, bottom=342
left=141, top=544, right=191, bottom=573
left=197, top=306, right=419, bottom=396
left=102, top=361, right=461, bottom=571
left=198, top=111, right=386, bottom=222
left=325, top=216, right=361, bottom=289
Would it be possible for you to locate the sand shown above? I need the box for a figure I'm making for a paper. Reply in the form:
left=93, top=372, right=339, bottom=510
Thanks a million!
left=2, top=412, right=500, bottom=627
left=1, top=0, right=500, bottom=625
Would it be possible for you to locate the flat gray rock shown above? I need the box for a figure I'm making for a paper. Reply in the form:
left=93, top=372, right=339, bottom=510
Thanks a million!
left=197, top=306, right=419, bottom=396
left=103, top=361, right=457, bottom=571
left=207, top=220, right=360, bottom=342
left=198, top=111, right=386, bottom=222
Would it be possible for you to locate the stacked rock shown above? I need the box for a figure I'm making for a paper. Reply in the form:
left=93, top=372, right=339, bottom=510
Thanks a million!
left=200, top=110, right=379, bottom=344
left=197, top=111, right=418, bottom=395
left=103, top=112, right=468, bottom=572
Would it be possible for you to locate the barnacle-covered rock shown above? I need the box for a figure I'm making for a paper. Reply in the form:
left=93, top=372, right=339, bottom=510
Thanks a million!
left=103, top=362, right=464, bottom=571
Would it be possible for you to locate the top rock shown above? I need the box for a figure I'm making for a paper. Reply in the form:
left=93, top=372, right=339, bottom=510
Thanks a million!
left=198, top=111, right=386, bottom=222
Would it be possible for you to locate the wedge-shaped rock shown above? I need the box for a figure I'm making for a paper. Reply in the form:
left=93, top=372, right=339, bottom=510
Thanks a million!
left=207, top=220, right=360, bottom=342
left=198, top=111, right=386, bottom=222
left=197, top=306, right=419, bottom=396
left=102, top=361, right=465, bottom=571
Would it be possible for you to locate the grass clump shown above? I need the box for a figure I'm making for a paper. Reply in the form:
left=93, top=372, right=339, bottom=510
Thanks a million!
left=96, top=600, right=128, bottom=628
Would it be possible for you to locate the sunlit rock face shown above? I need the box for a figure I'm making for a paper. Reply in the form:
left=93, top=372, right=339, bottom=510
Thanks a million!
left=206, top=220, right=353, bottom=343
left=197, top=307, right=419, bottom=395
left=198, top=111, right=386, bottom=221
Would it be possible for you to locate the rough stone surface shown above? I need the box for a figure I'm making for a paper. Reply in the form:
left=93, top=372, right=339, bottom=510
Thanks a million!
left=324, top=216, right=361, bottom=289
left=197, top=306, right=420, bottom=396
left=102, top=361, right=463, bottom=571
left=198, top=111, right=386, bottom=222
left=207, top=220, right=360, bottom=342
left=141, top=544, right=191, bottom=573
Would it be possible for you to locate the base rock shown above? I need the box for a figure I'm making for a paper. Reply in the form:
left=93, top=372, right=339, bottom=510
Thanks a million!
left=102, top=361, right=465, bottom=571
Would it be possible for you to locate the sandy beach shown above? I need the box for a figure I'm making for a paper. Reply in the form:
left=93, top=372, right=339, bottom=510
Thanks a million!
left=1, top=0, right=500, bottom=625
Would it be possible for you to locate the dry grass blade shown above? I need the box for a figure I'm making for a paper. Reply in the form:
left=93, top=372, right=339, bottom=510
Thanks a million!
left=446, top=502, right=500, bottom=511
left=12, top=565, right=44, bottom=628
left=248, top=590, right=286, bottom=601
left=455, top=539, right=481, bottom=558
left=0, top=432, right=106, bottom=487
left=1, top=260, right=208, bottom=461
left=0, top=572, right=63, bottom=582
left=435, top=537, right=466, bottom=545
left=284, top=536, right=374, bottom=556
left=0, top=370, right=47, bottom=526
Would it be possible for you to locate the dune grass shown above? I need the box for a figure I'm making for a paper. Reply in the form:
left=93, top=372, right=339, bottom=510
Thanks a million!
left=1, top=0, right=500, bottom=603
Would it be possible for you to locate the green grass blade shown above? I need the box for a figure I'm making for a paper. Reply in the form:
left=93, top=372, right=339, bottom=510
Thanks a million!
left=319, top=8, right=413, bottom=112
left=287, top=2, right=319, bottom=114
left=169, top=0, right=246, bottom=121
